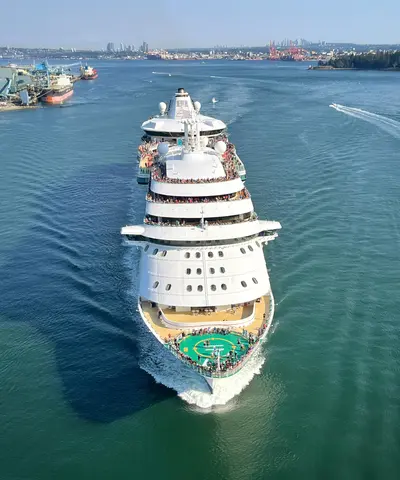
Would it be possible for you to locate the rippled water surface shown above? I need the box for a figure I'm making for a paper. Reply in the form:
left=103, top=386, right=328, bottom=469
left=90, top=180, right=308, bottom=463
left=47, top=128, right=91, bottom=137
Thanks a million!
left=1, top=61, right=400, bottom=480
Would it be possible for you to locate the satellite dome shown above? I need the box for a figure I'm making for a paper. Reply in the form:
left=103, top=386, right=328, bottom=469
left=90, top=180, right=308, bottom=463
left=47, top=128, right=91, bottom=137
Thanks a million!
left=159, top=102, right=167, bottom=114
left=157, top=142, right=169, bottom=155
left=194, top=101, right=201, bottom=112
left=214, top=141, right=227, bottom=155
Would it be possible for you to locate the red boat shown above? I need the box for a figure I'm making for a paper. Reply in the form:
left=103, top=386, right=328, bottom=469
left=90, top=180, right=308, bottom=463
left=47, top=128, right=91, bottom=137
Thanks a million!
left=41, top=87, right=73, bottom=104
left=40, top=74, right=74, bottom=104
left=80, top=65, right=98, bottom=80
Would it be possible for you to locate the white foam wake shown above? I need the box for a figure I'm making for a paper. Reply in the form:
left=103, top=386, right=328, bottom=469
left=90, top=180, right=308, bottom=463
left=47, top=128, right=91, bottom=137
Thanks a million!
left=152, top=71, right=172, bottom=76
left=329, top=103, right=400, bottom=139
left=139, top=330, right=266, bottom=410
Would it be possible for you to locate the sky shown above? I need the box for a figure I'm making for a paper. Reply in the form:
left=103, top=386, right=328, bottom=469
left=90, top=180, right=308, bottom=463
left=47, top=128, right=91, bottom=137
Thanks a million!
left=2, top=0, right=400, bottom=49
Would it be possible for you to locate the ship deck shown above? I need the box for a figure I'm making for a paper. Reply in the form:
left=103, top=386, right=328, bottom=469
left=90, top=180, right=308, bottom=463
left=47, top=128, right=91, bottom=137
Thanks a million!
left=140, top=294, right=270, bottom=342
left=179, top=331, right=250, bottom=368
left=163, top=303, right=253, bottom=324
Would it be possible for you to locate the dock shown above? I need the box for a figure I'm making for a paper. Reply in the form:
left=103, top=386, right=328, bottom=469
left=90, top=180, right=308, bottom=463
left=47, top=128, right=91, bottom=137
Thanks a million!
left=0, top=62, right=90, bottom=112
left=0, top=103, right=38, bottom=112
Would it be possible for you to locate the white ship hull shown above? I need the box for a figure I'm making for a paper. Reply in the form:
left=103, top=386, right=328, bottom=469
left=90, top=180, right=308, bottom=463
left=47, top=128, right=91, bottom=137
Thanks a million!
left=137, top=292, right=275, bottom=393
left=123, top=88, right=281, bottom=400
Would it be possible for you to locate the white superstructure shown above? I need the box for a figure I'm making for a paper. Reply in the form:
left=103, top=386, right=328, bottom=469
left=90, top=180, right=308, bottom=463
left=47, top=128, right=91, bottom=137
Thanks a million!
left=137, top=88, right=246, bottom=184
left=123, top=117, right=281, bottom=393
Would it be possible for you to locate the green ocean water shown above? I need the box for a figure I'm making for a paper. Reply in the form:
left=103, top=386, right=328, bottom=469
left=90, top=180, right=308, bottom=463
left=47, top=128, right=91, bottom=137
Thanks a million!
left=1, top=60, right=400, bottom=480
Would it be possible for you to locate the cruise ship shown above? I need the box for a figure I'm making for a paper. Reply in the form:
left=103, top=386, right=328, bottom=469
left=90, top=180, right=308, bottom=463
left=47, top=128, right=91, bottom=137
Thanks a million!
left=122, top=100, right=281, bottom=393
left=137, top=88, right=246, bottom=184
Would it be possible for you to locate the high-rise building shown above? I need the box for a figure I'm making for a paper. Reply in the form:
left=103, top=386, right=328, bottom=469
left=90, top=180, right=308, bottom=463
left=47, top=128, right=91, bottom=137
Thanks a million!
left=120, top=42, right=125, bottom=52
left=140, top=41, right=149, bottom=53
left=107, top=42, right=115, bottom=52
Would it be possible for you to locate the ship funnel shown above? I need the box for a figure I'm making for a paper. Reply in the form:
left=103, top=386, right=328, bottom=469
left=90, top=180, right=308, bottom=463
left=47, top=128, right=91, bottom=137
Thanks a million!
left=168, top=87, right=194, bottom=119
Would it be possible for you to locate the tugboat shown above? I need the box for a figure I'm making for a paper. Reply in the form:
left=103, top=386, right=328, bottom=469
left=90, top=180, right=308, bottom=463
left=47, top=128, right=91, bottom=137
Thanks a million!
left=40, top=74, right=74, bottom=104
left=136, top=88, right=246, bottom=184
left=80, top=65, right=98, bottom=80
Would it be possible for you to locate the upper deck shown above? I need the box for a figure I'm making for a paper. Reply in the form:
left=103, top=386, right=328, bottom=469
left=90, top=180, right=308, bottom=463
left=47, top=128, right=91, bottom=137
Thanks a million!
left=121, top=219, right=280, bottom=243
left=139, top=294, right=274, bottom=378
left=141, top=88, right=226, bottom=138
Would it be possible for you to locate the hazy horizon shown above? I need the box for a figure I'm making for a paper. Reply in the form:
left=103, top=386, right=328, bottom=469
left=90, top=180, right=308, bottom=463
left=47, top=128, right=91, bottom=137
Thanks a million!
left=2, top=0, right=399, bottom=50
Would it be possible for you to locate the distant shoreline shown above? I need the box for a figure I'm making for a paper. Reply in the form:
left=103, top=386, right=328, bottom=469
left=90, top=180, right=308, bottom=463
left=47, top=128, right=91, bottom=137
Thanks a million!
left=309, top=65, right=400, bottom=71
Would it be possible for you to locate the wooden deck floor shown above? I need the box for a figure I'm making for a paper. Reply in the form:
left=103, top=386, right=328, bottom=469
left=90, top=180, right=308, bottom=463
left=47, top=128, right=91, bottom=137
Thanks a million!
left=163, top=304, right=253, bottom=324
left=140, top=295, right=271, bottom=341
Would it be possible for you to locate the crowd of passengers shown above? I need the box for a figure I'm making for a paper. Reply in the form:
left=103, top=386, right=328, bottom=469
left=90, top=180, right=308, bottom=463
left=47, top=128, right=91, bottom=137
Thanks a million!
left=138, top=143, right=157, bottom=168
left=143, top=212, right=257, bottom=228
left=151, top=147, right=239, bottom=184
left=165, top=317, right=269, bottom=375
left=138, top=131, right=243, bottom=180
left=145, top=188, right=250, bottom=204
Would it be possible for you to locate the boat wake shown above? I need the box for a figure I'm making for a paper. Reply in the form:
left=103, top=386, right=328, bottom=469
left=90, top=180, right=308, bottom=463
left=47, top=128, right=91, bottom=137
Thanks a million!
left=152, top=71, right=172, bottom=76
left=329, top=103, right=400, bottom=139
left=139, top=328, right=266, bottom=410
left=124, top=263, right=268, bottom=410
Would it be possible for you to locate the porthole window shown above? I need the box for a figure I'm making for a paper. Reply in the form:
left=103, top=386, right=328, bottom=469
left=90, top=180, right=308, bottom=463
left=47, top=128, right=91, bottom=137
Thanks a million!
left=187, top=285, right=192, bottom=292
left=221, top=284, right=227, bottom=290
left=166, top=284, right=171, bottom=291
left=162, top=250, right=167, bottom=257
left=186, top=268, right=191, bottom=275
left=252, top=277, right=258, bottom=284
left=220, top=267, right=225, bottom=273
left=240, top=248, right=246, bottom=254
left=241, top=281, right=247, bottom=288
left=248, top=245, right=254, bottom=252
left=256, top=241, right=261, bottom=248
left=218, top=251, right=224, bottom=257
left=196, top=268, right=202, bottom=275
left=185, top=252, right=190, bottom=258
left=210, top=267, right=215, bottom=274
left=197, top=285, right=203, bottom=292
left=211, top=285, right=216, bottom=291
left=144, top=245, right=149, bottom=252
left=196, top=252, right=201, bottom=258
left=208, top=252, right=214, bottom=258
left=153, top=248, right=158, bottom=255
left=153, top=281, right=159, bottom=288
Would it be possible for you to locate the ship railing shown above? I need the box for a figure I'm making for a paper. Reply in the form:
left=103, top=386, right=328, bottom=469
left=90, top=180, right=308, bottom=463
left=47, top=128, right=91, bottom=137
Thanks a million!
left=143, top=213, right=258, bottom=228
left=145, top=189, right=250, bottom=204
left=164, top=298, right=273, bottom=379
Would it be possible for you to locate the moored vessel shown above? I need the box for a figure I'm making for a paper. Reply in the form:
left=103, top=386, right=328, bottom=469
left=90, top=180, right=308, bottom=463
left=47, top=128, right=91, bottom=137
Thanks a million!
left=80, top=65, right=98, bottom=80
left=40, top=74, right=73, bottom=104
left=136, top=88, right=246, bottom=184
left=122, top=119, right=281, bottom=394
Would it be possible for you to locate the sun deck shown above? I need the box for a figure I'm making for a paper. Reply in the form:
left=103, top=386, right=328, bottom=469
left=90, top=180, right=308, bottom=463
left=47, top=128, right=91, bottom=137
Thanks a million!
left=162, top=303, right=253, bottom=325
left=178, top=331, right=250, bottom=370
left=140, top=294, right=271, bottom=342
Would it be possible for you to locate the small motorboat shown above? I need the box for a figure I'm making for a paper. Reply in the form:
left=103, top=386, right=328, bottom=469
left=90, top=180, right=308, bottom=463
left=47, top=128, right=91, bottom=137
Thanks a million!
left=211, top=97, right=218, bottom=104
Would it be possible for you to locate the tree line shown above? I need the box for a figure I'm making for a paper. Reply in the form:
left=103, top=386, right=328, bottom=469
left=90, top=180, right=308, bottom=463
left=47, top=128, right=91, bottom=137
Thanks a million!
left=318, top=51, right=400, bottom=70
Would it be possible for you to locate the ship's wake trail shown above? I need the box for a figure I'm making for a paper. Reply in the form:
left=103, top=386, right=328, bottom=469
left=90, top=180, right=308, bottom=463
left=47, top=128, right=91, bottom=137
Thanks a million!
left=152, top=71, right=172, bottom=76
left=330, top=103, right=400, bottom=139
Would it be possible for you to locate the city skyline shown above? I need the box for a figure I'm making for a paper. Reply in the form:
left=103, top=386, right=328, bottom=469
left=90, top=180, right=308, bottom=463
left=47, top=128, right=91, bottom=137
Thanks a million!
left=1, top=0, right=400, bottom=49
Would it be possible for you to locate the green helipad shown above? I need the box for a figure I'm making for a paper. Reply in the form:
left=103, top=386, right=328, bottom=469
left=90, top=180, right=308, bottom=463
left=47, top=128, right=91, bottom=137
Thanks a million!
left=179, top=332, right=250, bottom=367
